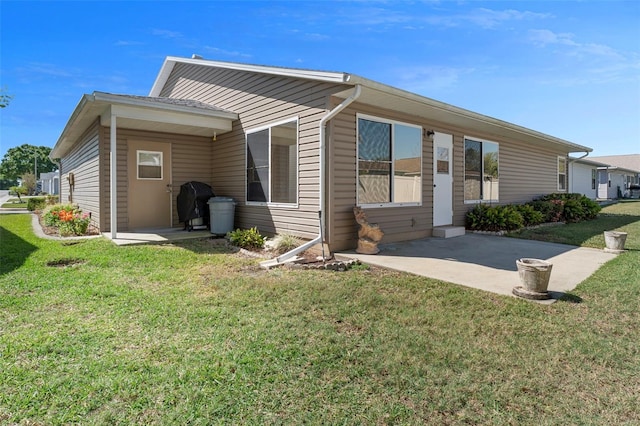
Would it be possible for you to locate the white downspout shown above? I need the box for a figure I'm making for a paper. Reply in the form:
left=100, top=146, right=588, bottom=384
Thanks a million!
left=110, top=111, right=118, bottom=240
left=318, top=84, right=362, bottom=238
left=263, top=84, right=362, bottom=266
left=568, top=151, right=590, bottom=194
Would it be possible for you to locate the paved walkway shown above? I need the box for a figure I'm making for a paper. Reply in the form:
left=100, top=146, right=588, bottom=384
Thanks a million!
left=341, top=233, right=617, bottom=302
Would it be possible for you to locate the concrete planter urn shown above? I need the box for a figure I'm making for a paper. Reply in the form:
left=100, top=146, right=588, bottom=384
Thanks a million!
left=513, top=258, right=553, bottom=300
left=603, top=231, right=628, bottom=253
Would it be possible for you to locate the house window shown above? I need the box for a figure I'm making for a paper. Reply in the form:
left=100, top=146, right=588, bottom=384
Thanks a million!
left=137, top=150, right=162, bottom=180
left=558, top=156, right=567, bottom=191
left=357, top=115, right=422, bottom=206
left=464, top=138, right=499, bottom=202
left=246, top=118, right=298, bottom=205
left=592, top=169, right=597, bottom=190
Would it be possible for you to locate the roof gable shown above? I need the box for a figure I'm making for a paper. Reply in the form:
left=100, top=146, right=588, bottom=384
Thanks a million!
left=150, top=56, right=592, bottom=154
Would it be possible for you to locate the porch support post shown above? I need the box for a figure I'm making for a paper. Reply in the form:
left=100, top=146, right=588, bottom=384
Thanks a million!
left=110, top=111, right=118, bottom=240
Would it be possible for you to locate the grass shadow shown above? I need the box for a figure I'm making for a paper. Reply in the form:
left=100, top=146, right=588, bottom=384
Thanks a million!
left=549, top=291, right=583, bottom=304
left=0, top=224, right=37, bottom=275
left=510, top=201, right=640, bottom=247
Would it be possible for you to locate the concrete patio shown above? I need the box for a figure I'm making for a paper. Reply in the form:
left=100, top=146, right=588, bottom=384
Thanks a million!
left=340, top=233, right=618, bottom=302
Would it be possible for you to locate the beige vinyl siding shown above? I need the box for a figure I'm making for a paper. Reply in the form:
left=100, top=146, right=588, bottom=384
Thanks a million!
left=329, top=102, right=434, bottom=251
left=99, top=126, right=212, bottom=231
left=452, top=135, right=568, bottom=226
left=60, top=119, right=102, bottom=229
left=159, top=63, right=344, bottom=239
left=328, top=99, right=573, bottom=251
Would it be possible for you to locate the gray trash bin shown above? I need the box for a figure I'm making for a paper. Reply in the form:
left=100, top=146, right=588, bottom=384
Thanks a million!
left=208, top=197, right=236, bottom=235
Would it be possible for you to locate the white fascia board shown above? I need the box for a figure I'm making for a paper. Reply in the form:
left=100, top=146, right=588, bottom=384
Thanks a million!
left=149, top=57, right=177, bottom=97
left=348, top=75, right=593, bottom=154
left=101, top=104, right=233, bottom=132
left=149, top=56, right=351, bottom=97
left=93, top=92, right=238, bottom=120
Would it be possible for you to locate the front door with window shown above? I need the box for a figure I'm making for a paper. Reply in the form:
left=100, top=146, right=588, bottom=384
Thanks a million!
left=128, top=141, right=172, bottom=230
left=433, top=132, right=453, bottom=227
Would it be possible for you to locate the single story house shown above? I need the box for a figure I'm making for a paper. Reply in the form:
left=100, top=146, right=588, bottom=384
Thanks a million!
left=39, top=171, right=60, bottom=195
left=568, top=157, right=609, bottom=199
left=588, top=154, right=640, bottom=199
left=51, top=56, right=593, bottom=252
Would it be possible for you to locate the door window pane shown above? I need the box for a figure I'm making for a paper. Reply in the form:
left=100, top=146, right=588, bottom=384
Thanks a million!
left=137, top=151, right=162, bottom=179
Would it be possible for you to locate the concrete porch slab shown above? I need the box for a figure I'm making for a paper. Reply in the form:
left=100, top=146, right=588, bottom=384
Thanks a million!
left=103, top=228, right=213, bottom=246
left=432, top=226, right=465, bottom=238
left=339, top=233, right=618, bottom=302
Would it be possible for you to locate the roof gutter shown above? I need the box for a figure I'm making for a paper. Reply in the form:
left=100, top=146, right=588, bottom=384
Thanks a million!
left=260, top=84, right=362, bottom=268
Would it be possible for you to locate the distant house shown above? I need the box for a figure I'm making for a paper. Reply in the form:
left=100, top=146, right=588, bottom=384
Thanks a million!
left=39, top=171, right=59, bottom=195
left=589, top=154, right=640, bottom=199
left=50, top=56, right=593, bottom=252
left=569, top=157, right=608, bottom=199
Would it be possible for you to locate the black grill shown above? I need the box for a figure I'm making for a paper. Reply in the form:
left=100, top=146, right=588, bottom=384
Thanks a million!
left=176, top=181, right=215, bottom=231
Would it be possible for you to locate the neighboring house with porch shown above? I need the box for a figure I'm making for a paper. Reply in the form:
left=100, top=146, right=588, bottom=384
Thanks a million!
left=589, top=154, right=640, bottom=199
left=50, top=56, right=592, bottom=252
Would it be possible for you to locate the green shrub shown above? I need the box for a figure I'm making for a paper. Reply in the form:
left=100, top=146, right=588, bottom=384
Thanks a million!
left=515, top=204, right=545, bottom=227
left=465, top=204, right=523, bottom=232
left=227, top=227, right=265, bottom=250
left=528, top=193, right=601, bottom=223
left=27, top=197, right=47, bottom=211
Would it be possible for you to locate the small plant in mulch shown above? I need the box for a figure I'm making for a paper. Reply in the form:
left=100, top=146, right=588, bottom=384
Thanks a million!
left=227, top=227, right=266, bottom=250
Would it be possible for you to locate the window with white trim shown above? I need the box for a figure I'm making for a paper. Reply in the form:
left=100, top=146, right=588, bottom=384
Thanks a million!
left=464, top=138, right=499, bottom=202
left=558, top=156, right=567, bottom=191
left=246, top=118, right=298, bottom=205
left=137, top=150, right=163, bottom=180
left=357, top=115, right=422, bottom=206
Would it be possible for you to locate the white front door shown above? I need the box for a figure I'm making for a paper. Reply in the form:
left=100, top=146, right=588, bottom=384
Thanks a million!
left=597, top=170, right=609, bottom=199
left=433, top=132, right=453, bottom=227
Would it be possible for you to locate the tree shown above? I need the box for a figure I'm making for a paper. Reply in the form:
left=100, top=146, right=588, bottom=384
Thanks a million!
left=20, top=173, right=37, bottom=196
left=0, top=144, right=57, bottom=187
left=0, top=86, right=13, bottom=108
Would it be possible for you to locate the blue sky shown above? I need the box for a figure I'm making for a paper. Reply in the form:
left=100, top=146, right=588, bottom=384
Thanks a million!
left=1, top=0, right=639, bottom=160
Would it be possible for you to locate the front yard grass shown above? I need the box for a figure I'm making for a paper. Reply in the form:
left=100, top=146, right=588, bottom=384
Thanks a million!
left=1, top=203, right=639, bottom=425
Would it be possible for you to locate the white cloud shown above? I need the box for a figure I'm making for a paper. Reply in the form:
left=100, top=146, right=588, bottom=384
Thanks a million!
left=151, top=29, right=183, bottom=39
left=529, top=29, right=623, bottom=58
left=392, top=65, right=475, bottom=93
left=115, top=40, right=145, bottom=46
left=20, top=63, right=75, bottom=78
left=527, top=29, right=638, bottom=85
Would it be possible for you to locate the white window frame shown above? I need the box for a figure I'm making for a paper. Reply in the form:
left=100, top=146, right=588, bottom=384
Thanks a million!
left=356, top=113, right=423, bottom=208
left=245, top=117, right=299, bottom=208
left=463, top=136, right=500, bottom=204
left=137, top=150, right=163, bottom=180
left=558, top=156, right=567, bottom=191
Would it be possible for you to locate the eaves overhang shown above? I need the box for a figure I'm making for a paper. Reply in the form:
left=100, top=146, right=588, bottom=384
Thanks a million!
left=51, top=91, right=238, bottom=159
left=149, top=55, right=592, bottom=154
left=340, top=75, right=593, bottom=154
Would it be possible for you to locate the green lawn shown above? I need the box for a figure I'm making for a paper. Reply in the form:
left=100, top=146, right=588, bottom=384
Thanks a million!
left=1, top=198, right=27, bottom=209
left=1, top=203, right=639, bottom=425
